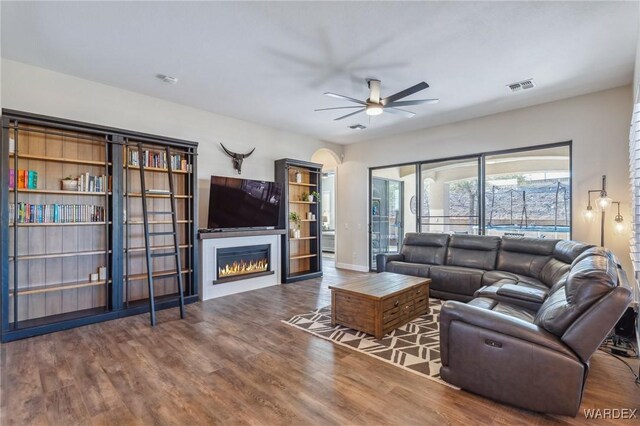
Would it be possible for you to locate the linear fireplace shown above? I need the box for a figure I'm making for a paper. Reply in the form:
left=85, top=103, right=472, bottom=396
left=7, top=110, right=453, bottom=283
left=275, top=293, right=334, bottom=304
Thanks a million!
left=214, top=244, right=274, bottom=284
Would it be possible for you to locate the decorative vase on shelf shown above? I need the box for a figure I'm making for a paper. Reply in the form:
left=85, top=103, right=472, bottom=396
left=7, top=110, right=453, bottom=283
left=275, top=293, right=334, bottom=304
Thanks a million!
left=308, top=195, right=314, bottom=203
left=295, top=171, right=302, bottom=183
left=294, top=229, right=301, bottom=239
left=61, top=179, right=78, bottom=191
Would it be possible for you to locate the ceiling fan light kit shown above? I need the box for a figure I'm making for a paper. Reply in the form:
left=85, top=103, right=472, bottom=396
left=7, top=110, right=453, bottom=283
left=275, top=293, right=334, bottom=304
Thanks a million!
left=316, top=79, right=439, bottom=121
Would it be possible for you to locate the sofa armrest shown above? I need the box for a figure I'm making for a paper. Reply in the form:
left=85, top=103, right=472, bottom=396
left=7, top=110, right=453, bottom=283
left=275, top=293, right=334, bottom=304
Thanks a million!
left=439, top=300, right=576, bottom=366
left=496, top=284, right=547, bottom=303
left=376, top=253, right=404, bottom=273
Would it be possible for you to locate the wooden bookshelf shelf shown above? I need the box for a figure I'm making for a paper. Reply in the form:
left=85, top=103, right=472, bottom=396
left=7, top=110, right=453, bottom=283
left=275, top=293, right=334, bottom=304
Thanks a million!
left=126, top=165, right=188, bottom=174
left=10, top=153, right=109, bottom=166
left=126, top=244, right=191, bottom=253
left=290, top=237, right=315, bottom=241
left=290, top=253, right=318, bottom=260
left=9, top=249, right=109, bottom=261
left=126, top=269, right=191, bottom=282
left=126, top=220, right=192, bottom=225
left=289, top=200, right=317, bottom=205
left=9, top=279, right=109, bottom=296
left=300, top=219, right=316, bottom=222
left=10, top=222, right=108, bottom=227
left=10, top=189, right=110, bottom=196
left=126, top=192, right=190, bottom=199
left=288, top=181, right=317, bottom=187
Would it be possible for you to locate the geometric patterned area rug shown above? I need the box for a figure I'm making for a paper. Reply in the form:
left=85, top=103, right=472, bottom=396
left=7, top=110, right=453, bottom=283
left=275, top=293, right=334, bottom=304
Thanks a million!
left=282, top=298, right=457, bottom=388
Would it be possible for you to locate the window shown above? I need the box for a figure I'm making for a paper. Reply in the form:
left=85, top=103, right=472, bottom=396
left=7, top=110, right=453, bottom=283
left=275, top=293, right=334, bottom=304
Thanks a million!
left=368, top=143, right=572, bottom=270
left=484, top=146, right=571, bottom=239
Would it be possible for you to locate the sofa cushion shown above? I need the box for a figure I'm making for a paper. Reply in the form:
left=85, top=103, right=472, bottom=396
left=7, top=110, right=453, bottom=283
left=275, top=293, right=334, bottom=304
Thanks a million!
left=553, top=240, right=593, bottom=264
left=534, top=250, right=619, bottom=336
left=385, top=261, right=431, bottom=278
left=539, top=258, right=571, bottom=287
left=475, top=279, right=549, bottom=311
left=482, top=270, right=547, bottom=290
left=496, top=237, right=558, bottom=282
left=446, top=234, right=501, bottom=270
left=429, top=265, right=485, bottom=297
left=467, top=296, right=537, bottom=323
left=400, top=233, right=449, bottom=265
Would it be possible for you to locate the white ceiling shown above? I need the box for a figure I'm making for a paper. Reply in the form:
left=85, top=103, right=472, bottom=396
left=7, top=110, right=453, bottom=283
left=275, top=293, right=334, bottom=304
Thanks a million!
left=1, top=1, right=638, bottom=144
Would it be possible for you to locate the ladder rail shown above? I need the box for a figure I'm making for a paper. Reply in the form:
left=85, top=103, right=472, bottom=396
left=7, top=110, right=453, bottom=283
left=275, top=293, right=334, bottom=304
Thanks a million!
left=138, top=143, right=157, bottom=326
left=166, top=146, right=186, bottom=319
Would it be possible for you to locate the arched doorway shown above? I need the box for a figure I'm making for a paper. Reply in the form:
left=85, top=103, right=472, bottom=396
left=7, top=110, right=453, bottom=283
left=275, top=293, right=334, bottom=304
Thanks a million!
left=311, top=149, right=341, bottom=267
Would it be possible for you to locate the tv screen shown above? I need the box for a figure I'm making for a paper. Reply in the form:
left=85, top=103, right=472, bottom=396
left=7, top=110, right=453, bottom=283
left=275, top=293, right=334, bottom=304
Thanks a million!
left=208, top=176, right=282, bottom=230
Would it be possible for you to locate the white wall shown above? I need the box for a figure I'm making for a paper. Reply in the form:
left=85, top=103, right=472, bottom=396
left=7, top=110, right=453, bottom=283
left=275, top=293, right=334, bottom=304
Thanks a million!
left=1, top=60, right=343, bottom=228
left=338, top=85, right=634, bottom=276
left=635, top=23, right=640, bottom=103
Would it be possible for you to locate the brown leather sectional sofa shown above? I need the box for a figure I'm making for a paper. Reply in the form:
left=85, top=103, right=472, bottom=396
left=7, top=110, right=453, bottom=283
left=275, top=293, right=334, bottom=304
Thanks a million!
left=376, top=233, right=632, bottom=416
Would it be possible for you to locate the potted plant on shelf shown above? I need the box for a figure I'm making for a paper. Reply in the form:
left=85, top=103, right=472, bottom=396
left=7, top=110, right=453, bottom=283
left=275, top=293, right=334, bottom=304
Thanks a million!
left=309, top=190, right=320, bottom=203
left=61, top=175, right=78, bottom=191
left=289, top=211, right=301, bottom=239
left=301, top=192, right=309, bottom=202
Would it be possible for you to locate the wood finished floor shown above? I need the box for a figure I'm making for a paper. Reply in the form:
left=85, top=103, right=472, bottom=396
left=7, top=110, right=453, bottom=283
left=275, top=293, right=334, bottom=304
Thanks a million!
left=1, top=262, right=639, bottom=425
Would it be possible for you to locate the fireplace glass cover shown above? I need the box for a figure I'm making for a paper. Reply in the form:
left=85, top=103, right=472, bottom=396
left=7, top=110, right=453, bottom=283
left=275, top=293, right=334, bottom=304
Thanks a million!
left=216, top=244, right=271, bottom=282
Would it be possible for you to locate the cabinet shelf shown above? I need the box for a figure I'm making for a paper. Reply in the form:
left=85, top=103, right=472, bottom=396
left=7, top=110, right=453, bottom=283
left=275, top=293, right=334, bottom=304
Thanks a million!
left=290, top=237, right=315, bottom=241
left=9, top=279, right=109, bottom=296
left=289, top=201, right=317, bottom=204
left=126, top=192, right=190, bottom=199
left=10, top=189, right=110, bottom=196
left=126, top=220, right=192, bottom=225
left=126, top=269, right=191, bottom=282
left=126, top=244, right=191, bottom=253
left=288, top=182, right=316, bottom=187
left=9, top=249, right=109, bottom=261
left=10, top=222, right=108, bottom=227
left=290, top=253, right=318, bottom=260
left=126, top=165, right=188, bottom=174
left=10, top=153, right=109, bottom=166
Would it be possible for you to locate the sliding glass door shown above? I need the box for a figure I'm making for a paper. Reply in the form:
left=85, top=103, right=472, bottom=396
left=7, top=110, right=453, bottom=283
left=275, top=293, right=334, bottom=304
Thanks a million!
left=370, top=166, right=416, bottom=270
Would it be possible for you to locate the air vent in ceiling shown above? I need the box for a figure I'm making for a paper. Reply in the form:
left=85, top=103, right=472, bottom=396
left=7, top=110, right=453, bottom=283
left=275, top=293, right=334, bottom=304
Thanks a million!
left=507, top=79, right=535, bottom=93
left=349, top=124, right=366, bottom=130
left=157, top=74, right=179, bottom=84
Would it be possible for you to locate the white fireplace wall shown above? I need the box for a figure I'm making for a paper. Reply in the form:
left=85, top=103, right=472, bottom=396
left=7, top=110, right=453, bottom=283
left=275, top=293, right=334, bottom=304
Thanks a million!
left=199, top=234, right=281, bottom=300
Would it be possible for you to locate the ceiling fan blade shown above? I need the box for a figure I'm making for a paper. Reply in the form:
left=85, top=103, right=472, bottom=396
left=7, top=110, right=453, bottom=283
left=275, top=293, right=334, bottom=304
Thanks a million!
left=368, top=79, right=381, bottom=103
left=324, top=92, right=367, bottom=105
left=385, top=107, right=416, bottom=118
left=385, top=99, right=439, bottom=107
left=334, top=109, right=366, bottom=121
left=381, top=82, right=429, bottom=105
left=315, top=106, right=365, bottom=111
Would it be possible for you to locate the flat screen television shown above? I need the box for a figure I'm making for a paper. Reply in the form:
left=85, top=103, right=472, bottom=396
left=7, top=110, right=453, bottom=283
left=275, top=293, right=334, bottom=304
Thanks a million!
left=207, top=176, right=282, bottom=230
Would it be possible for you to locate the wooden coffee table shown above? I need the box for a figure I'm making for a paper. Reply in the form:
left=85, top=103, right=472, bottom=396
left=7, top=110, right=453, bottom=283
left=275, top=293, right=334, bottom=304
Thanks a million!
left=329, top=272, right=430, bottom=339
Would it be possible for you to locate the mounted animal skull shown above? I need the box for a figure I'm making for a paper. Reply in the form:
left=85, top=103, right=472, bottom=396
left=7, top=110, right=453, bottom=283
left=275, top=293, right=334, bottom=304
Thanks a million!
left=220, top=143, right=255, bottom=174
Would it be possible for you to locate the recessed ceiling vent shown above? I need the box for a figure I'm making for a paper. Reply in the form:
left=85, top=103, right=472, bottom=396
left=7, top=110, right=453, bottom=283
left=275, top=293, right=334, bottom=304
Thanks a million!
left=349, top=124, right=366, bottom=130
left=507, top=79, right=535, bottom=93
left=157, top=74, right=179, bottom=84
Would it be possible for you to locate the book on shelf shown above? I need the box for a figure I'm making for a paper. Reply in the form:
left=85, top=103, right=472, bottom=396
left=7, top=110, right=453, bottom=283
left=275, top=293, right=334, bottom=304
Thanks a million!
left=77, top=172, right=110, bottom=193
left=9, top=203, right=105, bottom=224
left=127, top=148, right=188, bottom=171
left=12, top=170, right=38, bottom=189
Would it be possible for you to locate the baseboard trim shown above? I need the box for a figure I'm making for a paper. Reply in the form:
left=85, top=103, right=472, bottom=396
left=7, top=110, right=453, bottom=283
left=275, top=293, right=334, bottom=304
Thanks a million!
left=335, top=262, right=370, bottom=273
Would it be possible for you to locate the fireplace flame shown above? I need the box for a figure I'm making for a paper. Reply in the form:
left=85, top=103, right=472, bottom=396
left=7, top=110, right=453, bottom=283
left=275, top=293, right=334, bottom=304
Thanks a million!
left=219, top=258, right=269, bottom=278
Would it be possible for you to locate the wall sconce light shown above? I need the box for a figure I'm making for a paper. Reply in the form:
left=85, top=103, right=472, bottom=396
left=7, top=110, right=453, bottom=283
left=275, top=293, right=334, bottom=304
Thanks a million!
left=612, top=201, right=625, bottom=235
left=585, top=175, right=624, bottom=246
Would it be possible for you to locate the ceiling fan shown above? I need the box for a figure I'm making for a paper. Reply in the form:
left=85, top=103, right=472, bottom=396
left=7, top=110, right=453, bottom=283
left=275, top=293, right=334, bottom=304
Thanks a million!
left=315, top=79, right=439, bottom=121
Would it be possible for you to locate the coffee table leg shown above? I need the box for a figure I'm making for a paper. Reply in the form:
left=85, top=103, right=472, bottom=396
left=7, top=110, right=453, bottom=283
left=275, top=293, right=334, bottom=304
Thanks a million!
left=330, top=291, right=336, bottom=326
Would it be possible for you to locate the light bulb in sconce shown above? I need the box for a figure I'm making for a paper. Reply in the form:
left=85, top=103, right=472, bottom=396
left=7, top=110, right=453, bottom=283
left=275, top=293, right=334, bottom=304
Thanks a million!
left=614, top=213, right=625, bottom=235
left=597, top=193, right=612, bottom=210
left=583, top=205, right=596, bottom=223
